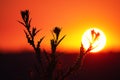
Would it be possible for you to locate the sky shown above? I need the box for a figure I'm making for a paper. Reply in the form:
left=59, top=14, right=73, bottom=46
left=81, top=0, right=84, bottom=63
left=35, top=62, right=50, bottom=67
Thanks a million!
left=0, top=0, right=120, bottom=52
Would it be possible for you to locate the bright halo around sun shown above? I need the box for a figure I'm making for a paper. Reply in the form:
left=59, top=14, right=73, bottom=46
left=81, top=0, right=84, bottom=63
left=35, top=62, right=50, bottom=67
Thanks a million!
left=82, top=28, right=106, bottom=52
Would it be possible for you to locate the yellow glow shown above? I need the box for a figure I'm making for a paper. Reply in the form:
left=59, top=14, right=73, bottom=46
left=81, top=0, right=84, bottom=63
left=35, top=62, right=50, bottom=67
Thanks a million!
left=82, top=28, right=106, bottom=52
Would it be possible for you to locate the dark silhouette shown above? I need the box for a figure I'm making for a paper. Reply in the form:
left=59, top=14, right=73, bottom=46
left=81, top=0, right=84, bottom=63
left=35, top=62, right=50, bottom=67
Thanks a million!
left=6, top=9, right=118, bottom=80
left=0, top=51, right=120, bottom=80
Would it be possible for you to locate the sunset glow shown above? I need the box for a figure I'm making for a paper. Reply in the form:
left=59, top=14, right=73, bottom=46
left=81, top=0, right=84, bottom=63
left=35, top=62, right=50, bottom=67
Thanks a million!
left=1, top=1, right=120, bottom=80
left=0, top=0, right=120, bottom=53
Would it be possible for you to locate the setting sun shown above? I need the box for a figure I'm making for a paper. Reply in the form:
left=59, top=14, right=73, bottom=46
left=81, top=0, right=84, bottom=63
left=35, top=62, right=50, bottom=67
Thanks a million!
left=82, top=28, right=106, bottom=52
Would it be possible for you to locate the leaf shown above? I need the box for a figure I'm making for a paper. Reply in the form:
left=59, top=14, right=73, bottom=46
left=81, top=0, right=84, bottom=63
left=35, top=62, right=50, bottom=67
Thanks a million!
left=32, top=28, right=41, bottom=36
left=18, top=21, right=25, bottom=26
left=28, top=18, right=32, bottom=25
left=35, top=29, right=41, bottom=36
left=24, top=30, right=32, bottom=44
left=57, top=35, right=66, bottom=46
left=37, top=36, right=45, bottom=48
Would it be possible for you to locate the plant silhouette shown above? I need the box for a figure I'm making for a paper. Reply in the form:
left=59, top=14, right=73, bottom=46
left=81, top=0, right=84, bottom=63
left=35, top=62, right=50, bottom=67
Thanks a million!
left=18, top=10, right=100, bottom=80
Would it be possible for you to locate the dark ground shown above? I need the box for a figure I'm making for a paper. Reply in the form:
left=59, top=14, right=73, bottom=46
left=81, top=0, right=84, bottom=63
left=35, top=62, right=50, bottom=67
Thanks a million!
left=0, top=51, right=120, bottom=80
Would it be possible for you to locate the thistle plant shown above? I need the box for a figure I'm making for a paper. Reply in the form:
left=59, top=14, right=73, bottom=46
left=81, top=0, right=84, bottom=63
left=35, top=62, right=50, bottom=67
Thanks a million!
left=18, top=10, right=45, bottom=78
left=46, top=27, right=66, bottom=80
left=18, top=10, right=100, bottom=80
left=18, top=10, right=66, bottom=80
left=18, top=10, right=44, bottom=62
left=51, top=27, right=66, bottom=54
left=60, top=29, right=100, bottom=80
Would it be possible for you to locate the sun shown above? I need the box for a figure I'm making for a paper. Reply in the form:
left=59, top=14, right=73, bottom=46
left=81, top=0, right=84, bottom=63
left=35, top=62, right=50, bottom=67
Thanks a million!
left=82, top=28, right=106, bottom=52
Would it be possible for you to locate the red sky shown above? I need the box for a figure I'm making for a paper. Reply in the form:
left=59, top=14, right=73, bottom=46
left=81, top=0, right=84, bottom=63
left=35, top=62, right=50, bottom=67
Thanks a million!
left=0, top=0, right=120, bottom=52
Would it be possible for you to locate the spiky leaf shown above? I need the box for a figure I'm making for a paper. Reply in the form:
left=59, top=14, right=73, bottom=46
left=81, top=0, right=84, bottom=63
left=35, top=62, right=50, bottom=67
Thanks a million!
left=37, top=36, right=45, bottom=48
left=57, top=35, right=66, bottom=46
left=18, top=21, right=25, bottom=26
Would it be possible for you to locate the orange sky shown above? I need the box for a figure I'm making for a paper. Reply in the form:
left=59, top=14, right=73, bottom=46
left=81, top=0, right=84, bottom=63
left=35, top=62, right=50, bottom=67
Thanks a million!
left=0, top=0, right=120, bottom=52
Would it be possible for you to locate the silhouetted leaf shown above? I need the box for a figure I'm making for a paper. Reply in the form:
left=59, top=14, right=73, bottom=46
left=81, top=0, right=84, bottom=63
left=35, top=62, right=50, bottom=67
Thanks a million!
left=28, top=18, right=32, bottom=25
left=18, top=21, right=25, bottom=26
left=57, top=35, right=66, bottom=46
left=35, top=29, right=41, bottom=35
left=37, top=36, right=45, bottom=48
